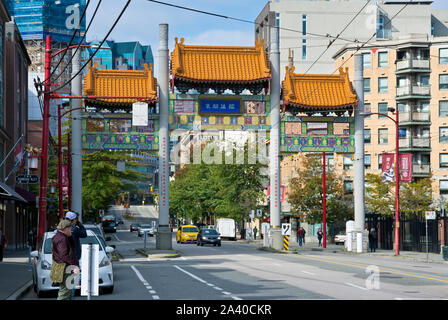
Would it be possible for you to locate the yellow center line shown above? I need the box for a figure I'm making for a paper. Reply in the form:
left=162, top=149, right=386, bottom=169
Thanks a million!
left=296, top=254, right=448, bottom=284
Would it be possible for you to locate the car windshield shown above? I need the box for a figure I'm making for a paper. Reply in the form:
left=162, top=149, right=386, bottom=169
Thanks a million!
left=182, top=227, right=198, bottom=233
left=202, top=229, right=218, bottom=235
left=141, top=225, right=152, bottom=228
left=44, top=235, right=103, bottom=254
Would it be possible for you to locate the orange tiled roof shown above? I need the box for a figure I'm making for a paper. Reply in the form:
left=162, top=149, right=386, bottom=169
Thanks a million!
left=83, top=62, right=157, bottom=105
left=171, top=38, right=271, bottom=83
left=282, top=66, right=358, bottom=111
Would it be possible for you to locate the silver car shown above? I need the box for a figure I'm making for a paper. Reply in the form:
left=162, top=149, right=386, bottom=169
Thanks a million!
left=137, top=224, right=154, bottom=237
left=31, top=230, right=115, bottom=298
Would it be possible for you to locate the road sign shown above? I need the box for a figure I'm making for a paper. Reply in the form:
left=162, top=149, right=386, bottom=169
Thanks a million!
left=250, top=210, right=255, bottom=219
left=16, top=174, right=39, bottom=184
left=281, top=223, right=291, bottom=236
left=425, top=211, right=436, bottom=220
left=256, top=209, right=262, bottom=217
left=283, top=235, right=290, bottom=251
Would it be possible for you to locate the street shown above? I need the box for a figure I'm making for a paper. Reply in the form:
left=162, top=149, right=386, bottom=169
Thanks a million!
left=20, top=206, right=448, bottom=301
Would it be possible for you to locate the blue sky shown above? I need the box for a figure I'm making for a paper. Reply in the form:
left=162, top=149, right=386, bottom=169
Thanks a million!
left=86, top=0, right=448, bottom=52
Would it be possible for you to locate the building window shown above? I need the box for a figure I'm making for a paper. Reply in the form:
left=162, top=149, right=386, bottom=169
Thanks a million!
left=440, top=154, right=448, bottom=168
left=378, top=102, right=388, bottom=118
left=378, top=52, right=388, bottom=68
left=343, top=157, right=353, bottom=170
left=378, top=128, right=388, bottom=145
left=378, top=77, right=388, bottom=93
left=302, top=14, right=307, bottom=36
left=364, top=78, right=371, bottom=93
left=344, top=181, right=354, bottom=193
left=363, top=53, right=371, bottom=69
left=364, top=103, right=371, bottom=119
left=440, top=180, right=448, bottom=194
left=364, top=154, right=371, bottom=169
left=440, top=48, right=448, bottom=64
left=302, top=39, right=307, bottom=60
left=326, top=154, right=334, bottom=167
left=364, top=129, right=371, bottom=144
left=378, top=154, right=382, bottom=170
left=419, top=75, right=430, bottom=86
left=440, top=127, right=448, bottom=143
left=275, top=13, right=280, bottom=27
left=432, top=23, right=435, bottom=36
left=440, top=101, right=448, bottom=117
left=440, top=75, right=448, bottom=90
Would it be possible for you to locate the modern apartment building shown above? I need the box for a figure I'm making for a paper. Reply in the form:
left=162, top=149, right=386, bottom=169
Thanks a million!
left=333, top=35, right=448, bottom=204
left=255, top=0, right=448, bottom=79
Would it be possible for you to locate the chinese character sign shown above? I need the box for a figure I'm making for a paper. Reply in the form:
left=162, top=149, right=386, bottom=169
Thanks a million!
left=199, top=99, right=241, bottom=114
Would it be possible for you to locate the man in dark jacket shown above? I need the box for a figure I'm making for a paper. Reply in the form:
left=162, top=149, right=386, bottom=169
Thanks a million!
left=65, top=211, right=87, bottom=261
left=53, top=219, right=79, bottom=300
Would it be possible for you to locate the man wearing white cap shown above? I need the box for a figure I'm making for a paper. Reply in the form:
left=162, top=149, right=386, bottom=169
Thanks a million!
left=65, top=211, right=87, bottom=261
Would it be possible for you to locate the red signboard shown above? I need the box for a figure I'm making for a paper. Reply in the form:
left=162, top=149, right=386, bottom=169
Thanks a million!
left=267, top=185, right=285, bottom=202
left=381, top=153, right=412, bottom=183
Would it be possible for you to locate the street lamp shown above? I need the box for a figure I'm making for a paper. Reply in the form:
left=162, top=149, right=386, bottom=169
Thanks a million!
left=360, top=107, right=400, bottom=255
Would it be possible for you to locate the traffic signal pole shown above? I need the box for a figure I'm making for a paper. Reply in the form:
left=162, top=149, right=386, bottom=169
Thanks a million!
left=37, top=35, right=52, bottom=245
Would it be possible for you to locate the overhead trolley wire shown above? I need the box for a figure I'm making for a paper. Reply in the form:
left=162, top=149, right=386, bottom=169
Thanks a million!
left=48, top=0, right=132, bottom=95
left=50, top=0, right=103, bottom=87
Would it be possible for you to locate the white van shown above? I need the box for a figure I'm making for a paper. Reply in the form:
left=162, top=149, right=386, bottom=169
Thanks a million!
left=216, top=218, right=236, bottom=241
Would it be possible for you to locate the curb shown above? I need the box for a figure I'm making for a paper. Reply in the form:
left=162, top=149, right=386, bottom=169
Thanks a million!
left=6, top=280, right=33, bottom=300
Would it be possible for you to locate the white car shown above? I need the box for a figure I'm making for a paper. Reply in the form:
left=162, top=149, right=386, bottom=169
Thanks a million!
left=137, top=224, right=154, bottom=237
left=31, top=230, right=115, bottom=298
left=334, top=232, right=347, bottom=245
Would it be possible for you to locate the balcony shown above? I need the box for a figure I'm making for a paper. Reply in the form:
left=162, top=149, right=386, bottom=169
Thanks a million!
left=399, top=111, right=430, bottom=125
left=399, top=136, right=430, bottom=150
left=412, top=163, right=430, bottom=176
left=396, top=85, right=431, bottom=100
left=396, top=59, right=430, bottom=74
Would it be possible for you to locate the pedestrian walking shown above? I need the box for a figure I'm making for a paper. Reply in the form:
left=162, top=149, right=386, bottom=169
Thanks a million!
left=296, top=227, right=304, bottom=247
left=0, top=228, right=7, bottom=262
left=302, top=227, right=306, bottom=245
left=65, top=211, right=87, bottom=261
left=317, top=228, right=323, bottom=247
left=368, top=228, right=378, bottom=252
left=253, top=226, right=258, bottom=240
left=52, top=219, right=79, bottom=300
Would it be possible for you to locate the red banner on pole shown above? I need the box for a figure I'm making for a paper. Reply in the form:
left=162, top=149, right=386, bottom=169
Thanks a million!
left=382, top=153, right=395, bottom=183
left=61, top=164, right=69, bottom=187
left=382, top=153, right=412, bottom=183
left=267, top=185, right=285, bottom=202
left=399, top=153, right=412, bottom=183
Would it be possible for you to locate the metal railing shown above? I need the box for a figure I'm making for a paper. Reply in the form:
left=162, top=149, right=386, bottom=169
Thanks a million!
left=397, top=85, right=431, bottom=97
left=399, top=137, right=430, bottom=148
left=399, top=111, right=430, bottom=122
left=396, top=59, right=430, bottom=71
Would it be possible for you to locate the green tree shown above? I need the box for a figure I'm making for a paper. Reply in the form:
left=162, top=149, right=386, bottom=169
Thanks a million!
left=400, top=177, right=433, bottom=218
left=288, top=154, right=353, bottom=225
left=365, top=173, right=394, bottom=216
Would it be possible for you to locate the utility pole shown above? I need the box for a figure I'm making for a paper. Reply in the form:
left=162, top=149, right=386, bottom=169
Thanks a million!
left=37, top=35, right=52, bottom=245
left=156, top=23, right=172, bottom=250
left=71, top=48, right=83, bottom=220
left=353, top=54, right=366, bottom=253
left=269, top=26, right=282, bottom=250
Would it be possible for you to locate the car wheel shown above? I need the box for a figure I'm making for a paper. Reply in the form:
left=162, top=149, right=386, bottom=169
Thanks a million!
left=33, top=276, right=37, bottom=293
left=36, top=286, right=45, bottom=298
left=102, top=286, right=114, bottom=294
left=200, top=243, right=204, bottom=246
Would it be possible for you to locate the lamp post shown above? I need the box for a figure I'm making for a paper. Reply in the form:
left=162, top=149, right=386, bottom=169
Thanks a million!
left=360, top=108, right=400, bottom=255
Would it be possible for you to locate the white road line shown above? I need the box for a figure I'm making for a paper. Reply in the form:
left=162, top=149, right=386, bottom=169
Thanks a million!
left=149, top=290, right=156, bottom=294
left=207, top=283, right=215, bottom=287
left=174, top=265, right=207, bottom=283
left=346, top=282, right=369, bottom=291
left=146, top=286, right=153, bottom=290
left=131, top=265, right=159, bottom=299
left=174, top=265, right=242, bottom=300
left=113, top=234, right=124, bottom=242
left=302, top=271, right=315, bottom=276
left=152, top=295, right=160, bottom=300
left=131, top=265, right=146, bottom=283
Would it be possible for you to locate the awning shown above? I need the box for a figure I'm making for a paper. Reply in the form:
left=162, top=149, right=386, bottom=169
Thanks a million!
left=15, top=187, right=37, bottom=203
left=0, top=182, right=28, bottom=203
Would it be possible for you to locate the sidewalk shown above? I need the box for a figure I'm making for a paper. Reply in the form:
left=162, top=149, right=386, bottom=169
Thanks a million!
left=0, top=249, right=33, bottom=300
left=238, top=236, right=448, bottom=264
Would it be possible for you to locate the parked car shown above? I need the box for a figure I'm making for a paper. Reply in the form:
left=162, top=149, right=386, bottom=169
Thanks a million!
left=176, top=225, right=199, bottom=244
left=334, top=232, right=347, bottom=245
left=130, top=223, right=140, bottom=232
left=197, top=228, right=221, bottom=247
left=84, top=224, right=114, bottom=258
left=30, top=230, right=115, bottom=298
left=137, top=224, right=154, bottom=237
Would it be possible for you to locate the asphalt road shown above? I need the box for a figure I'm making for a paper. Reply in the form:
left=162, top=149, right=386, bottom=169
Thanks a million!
left=22, top=205, right=448, bottom=300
